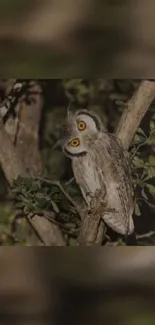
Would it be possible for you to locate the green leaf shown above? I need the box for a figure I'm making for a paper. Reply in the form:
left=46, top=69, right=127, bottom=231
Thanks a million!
left=36, top=193, right=45, bottom=200
left=31, top=183, right=39, bottom=192
left=37, top=198, right=47, bottom=209
left=15, top=202, right=25, bottom=209
left=141, top=188, right=148, bottom=200
left=133, top=128, right=146, bottom=145
left=145, top=201, right=155, bottom=210
left=51, top=200, right=59, bottom=213
left=133, top=134, right=143, bottom=145
left=146, top=132, right=155, bottom=145
left=134, top=203, right=141, bottom=216
left=147, top=167, right=155, bottom=178
left=146, top=184, right=155, bottom=196
left=26, top=202, right=34, bottom=211
left=149, top=155, right=155, bottom=166
left=150, top=120, right=155, bottom=130
left=133, top=156, right=144, bottom=168
left=137, top=127, right=146, bottom=137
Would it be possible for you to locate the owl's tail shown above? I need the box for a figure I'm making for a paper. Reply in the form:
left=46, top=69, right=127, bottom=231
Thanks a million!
left=125, top=232, right=137, bottom=246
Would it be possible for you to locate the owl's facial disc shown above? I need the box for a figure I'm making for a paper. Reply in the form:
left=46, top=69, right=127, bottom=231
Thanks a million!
left=63, top=136, right=87, bottom=157
left=62, top=109, right=104, bottom=158
left=75, top=110, right=103, bottom=136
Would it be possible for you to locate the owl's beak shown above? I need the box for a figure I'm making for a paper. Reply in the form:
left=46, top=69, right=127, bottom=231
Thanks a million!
left=84, top=135, right=91, bottom=141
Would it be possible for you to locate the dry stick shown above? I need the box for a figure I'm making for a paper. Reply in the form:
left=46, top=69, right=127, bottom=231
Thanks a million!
left=78, top=80, right=155, bottom=246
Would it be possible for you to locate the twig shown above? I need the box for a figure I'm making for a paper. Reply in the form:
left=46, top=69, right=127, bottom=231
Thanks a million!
left=137, top=231, right=155, bottom=240
left=36, top=177, right=79, bottom=212
left=131, top=140, right=147, bottom=160
left=115, top=100, right=128, bottom=108
left=65, top=177, right=75, bottom=186
left=105, top=241, right=120, bottom=246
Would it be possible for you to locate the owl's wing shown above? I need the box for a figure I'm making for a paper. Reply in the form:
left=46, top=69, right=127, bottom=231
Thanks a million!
left=72, top=157, right=93, bottom=206
left=93, top=132, right=134, bottom=235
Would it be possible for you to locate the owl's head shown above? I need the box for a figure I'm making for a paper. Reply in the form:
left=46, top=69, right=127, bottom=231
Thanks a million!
left=61, top=109, right=105, bottom=158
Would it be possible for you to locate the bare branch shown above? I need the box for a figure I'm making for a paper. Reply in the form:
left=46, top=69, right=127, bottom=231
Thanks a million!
left=115, top=80, right=155, bottom=150
left=137, top=231, right=155, bottom=240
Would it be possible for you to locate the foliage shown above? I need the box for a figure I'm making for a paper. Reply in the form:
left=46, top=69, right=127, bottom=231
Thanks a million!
left=10, top=176, right=80, bottom=244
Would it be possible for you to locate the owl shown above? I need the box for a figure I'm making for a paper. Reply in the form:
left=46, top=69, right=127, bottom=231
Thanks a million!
left=61, top=109, right=136, bottom=244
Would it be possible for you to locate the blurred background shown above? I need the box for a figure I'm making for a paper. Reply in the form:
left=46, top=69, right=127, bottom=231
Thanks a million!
left=0, top=79, right=155, bottom=246
left=0, top=248, right=155, bottom=325
left=0, top=0, right=155, bottom=76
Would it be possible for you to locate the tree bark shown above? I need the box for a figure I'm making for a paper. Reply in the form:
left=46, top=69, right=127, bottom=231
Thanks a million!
left=0, top=80, right=66, bottom=246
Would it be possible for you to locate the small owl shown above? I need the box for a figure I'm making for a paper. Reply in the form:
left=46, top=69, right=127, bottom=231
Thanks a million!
left=61, top=109, right=135, bottom=242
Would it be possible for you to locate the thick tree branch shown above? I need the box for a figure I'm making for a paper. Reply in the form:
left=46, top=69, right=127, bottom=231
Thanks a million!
left=115, top=80, right=155, bottom=150
left=78, top=80, right=155, bottom=246
left=0, top=119, right=26, bottom=181
left=0, top=82, right=66, bottom=246
left=15, top=81, right=43, bottom=176
left=29, top=215, right=66, bottom=246
left=0, top=121, right=65, bottom=245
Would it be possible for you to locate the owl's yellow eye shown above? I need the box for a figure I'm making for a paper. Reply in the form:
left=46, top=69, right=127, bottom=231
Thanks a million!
left=69, top=138, right=80, bottom=147
left=77, top=120, right=86, bottom=131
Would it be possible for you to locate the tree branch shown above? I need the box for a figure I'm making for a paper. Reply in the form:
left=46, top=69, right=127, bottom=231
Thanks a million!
left=15, top=81, right=43, bottom=176
left=0, top=81, right=66, bottom=246
left=0, top=118, right=26, bottom=181
left=78, top=80, right=155, bottom=246
left=29, top=215, right=66, bottom=246
left=115, top=80, right=155, bottom=150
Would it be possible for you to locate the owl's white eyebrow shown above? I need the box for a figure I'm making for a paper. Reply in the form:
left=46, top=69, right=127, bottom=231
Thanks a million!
left=76, top=111, right=102, bottom=131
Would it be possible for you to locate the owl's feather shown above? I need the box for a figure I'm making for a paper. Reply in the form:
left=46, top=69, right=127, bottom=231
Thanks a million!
left=72, top=131, right=134, bottom=235
left=61, top=109, right=135, bottom=236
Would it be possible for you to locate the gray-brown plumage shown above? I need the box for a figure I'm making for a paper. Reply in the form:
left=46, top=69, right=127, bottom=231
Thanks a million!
left=61, top=109, right=135, bottom=237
